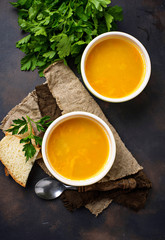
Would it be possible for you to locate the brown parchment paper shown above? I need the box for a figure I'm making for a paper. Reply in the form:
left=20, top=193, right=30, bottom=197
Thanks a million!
left=43, top=61, right=143, bottom=215
left=0, top=61, right=143, bottom=215
left=44, top=61, right=143, bottom=182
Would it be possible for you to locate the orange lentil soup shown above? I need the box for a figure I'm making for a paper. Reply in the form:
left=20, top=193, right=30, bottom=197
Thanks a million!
left=46, top=117, right=110, bottom=180
left=85, top=38, right=146, bottom=98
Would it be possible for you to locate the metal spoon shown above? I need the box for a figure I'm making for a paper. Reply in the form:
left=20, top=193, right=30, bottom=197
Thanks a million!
left=35, top=176, right=137, bottom=200
left=35, top=177, right=77, bottom=200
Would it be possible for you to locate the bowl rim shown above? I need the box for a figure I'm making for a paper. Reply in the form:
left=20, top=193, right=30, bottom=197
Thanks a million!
left=42, top=111, right=116, bottom=186
left=81, top=31, right=151, bottom=103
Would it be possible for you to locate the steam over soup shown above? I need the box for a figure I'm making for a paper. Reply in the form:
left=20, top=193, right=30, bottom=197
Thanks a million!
left=85, top=38, right=146, bottom=99
left=46, top=117, right=110, bottom=180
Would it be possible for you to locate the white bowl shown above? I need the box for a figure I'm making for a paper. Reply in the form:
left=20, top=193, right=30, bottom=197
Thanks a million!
left=42, top=111, right=116, bottom=186
left=81, top=31, right=151, bottom=102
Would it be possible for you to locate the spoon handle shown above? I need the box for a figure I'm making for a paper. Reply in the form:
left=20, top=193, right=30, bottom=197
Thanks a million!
left=64, top=185, right=78, bottom=191
left=78, top=178, right=137, bottom=192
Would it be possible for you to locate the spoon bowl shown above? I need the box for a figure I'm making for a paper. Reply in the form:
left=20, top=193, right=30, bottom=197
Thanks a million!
left=35, top=177, right=77, bottom=200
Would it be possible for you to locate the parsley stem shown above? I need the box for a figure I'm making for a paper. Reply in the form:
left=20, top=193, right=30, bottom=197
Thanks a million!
left=26, top=115, right=33, bottom=137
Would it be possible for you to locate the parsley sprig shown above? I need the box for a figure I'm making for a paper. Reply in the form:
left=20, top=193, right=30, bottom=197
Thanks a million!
left=6, top=116, right=52, bottom=161
left=10, top=0, right=123, bottom=76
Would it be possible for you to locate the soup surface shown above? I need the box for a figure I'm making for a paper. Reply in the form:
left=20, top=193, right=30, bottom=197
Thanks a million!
left=85, top=38, right=146, bottom=98
left=46, top=117, right=110, bottom=180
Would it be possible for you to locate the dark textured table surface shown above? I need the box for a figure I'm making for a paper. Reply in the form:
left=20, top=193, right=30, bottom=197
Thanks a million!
left=0, top=1, right=165, bottom=239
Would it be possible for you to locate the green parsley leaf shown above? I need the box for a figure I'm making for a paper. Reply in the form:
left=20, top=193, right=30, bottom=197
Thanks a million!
left=23, top=142, right=36, bottom=162
left=56, top=34, right=71, bottom=58
left=43, top=51, right=56, bottom=59
left=6, top=115, right=52, bottom=161
left=21, top=54, right=37, bottom=71
left=20, top=137, right=31, bottom=144
left=34, top=27, right=47, bottom=37
left=107, top=6, right=123, bottom=21
left=104, top=13, right=114, bottom=31
left=21, top=54, right=32, bottom=70
left=34, top=136, right=42, bottom=146
left=10, top=126, right=20, bottom=135
left=18, top=124, right=28, bottom=134
left=71, top=41, right=86, bottom=55
left=13, top=117, right=26, bottom=125
left=88, top=0, right=111, bottom=11
left=16, top=35, right=31, bottom=47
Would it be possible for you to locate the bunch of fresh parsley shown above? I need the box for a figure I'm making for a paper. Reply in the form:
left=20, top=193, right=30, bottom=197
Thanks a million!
left=6, top=116, right=52, bottom=161
left=11, top=0, right=123, bottom=76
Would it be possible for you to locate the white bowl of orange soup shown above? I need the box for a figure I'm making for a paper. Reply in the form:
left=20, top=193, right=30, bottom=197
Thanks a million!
left=81, top=32, right=151, bottom=102
left=42, top=112, right=116, bottom=186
